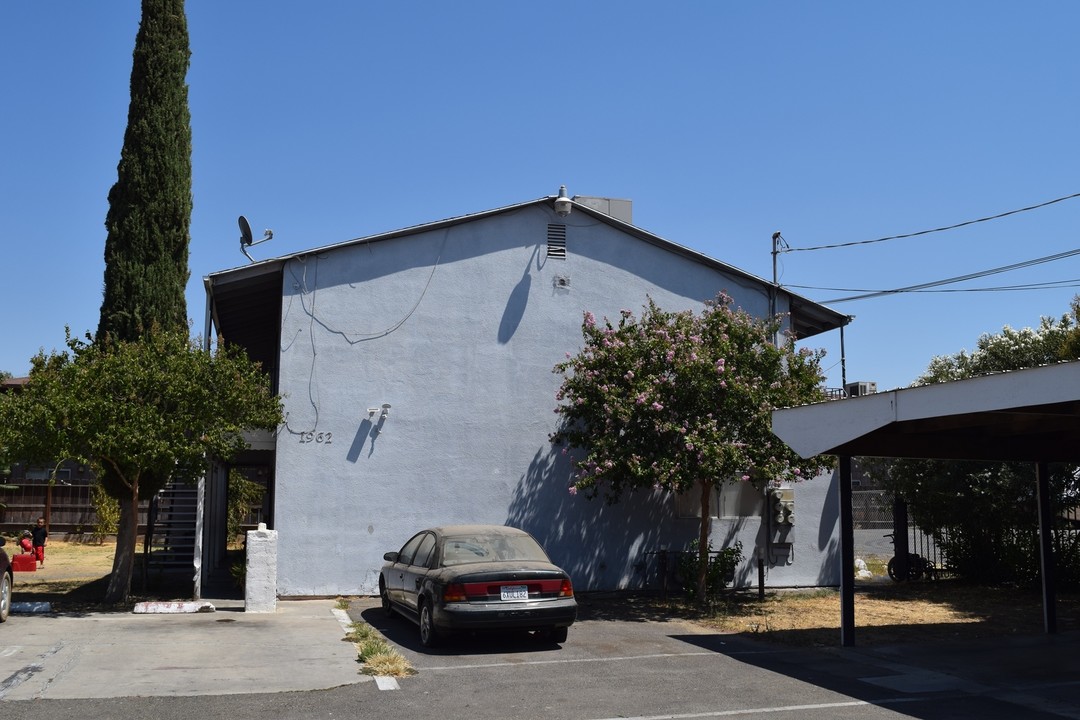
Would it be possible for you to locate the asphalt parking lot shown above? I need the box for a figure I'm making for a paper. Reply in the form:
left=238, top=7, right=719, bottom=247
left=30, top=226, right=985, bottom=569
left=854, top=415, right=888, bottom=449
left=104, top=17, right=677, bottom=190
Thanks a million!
left=349, top=596, right=1080, bottom=720
left=0, top=593, right=1076, bottom=719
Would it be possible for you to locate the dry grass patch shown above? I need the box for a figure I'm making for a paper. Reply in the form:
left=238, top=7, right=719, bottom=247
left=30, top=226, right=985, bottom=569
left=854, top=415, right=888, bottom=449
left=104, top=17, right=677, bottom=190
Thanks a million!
left=345, top=621, right=416, bottom=677
left=694, top=583, right=1080, bottom=646
left=10, top=538, right=115, bottom=584
left=7, top=538, right=143, bottom=611
left=580, top=582, right=1080, bottom=647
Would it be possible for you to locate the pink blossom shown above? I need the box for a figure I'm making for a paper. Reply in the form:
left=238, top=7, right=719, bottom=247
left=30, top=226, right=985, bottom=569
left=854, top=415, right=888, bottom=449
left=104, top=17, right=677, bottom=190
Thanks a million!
left=584, top=311, right=596, bottom=328
left=651, top=401, right=664, bottom=411
left=741, top=475, right=751, bottom=482
left=568, top=485, right=578, bottom=496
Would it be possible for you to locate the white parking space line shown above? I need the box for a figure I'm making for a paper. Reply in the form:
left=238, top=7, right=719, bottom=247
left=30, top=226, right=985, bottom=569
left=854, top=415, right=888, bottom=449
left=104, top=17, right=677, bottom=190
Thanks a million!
left=422, top=651, right=716, bottom=672
left=589, top=698, right=920, bottom=719
left=333, top=607, right=401, bottom=691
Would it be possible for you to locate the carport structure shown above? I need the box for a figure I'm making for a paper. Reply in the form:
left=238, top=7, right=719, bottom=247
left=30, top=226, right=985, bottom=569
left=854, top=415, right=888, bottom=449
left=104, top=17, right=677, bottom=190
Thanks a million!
left=772, top=360, right=1080, bottom=646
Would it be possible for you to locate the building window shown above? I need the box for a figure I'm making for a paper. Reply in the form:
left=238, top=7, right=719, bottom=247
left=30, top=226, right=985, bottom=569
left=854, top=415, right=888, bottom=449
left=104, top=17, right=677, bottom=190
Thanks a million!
left=675, top=483, right=719, bottom=518
left=719, top=481, right=763, bottom=518
left=675, top=481, right=762, bottom=519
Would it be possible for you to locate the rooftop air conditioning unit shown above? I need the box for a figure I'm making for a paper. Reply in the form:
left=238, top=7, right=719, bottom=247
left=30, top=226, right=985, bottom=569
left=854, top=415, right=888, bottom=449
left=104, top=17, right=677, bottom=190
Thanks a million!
left=845, top=381, right=877, bottom=398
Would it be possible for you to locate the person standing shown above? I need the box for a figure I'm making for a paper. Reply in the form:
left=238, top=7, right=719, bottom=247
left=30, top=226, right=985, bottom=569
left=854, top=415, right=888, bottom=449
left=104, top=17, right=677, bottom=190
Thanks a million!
left=31, top=516, right=48, bottom=568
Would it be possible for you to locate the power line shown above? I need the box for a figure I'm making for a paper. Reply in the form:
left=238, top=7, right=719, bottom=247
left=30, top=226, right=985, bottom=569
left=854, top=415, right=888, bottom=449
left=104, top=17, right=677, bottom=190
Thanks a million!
left=811, top=247, right=1080, bottom=303
left=787, top=278, right=1080, bottom=295
left=782, top=191, right=1080, bottom=253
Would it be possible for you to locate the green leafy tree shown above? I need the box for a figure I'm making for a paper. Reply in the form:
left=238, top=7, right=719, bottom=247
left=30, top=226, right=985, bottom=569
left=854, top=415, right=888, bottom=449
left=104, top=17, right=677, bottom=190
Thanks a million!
left=226, top=469, right=266, bottom=546
left=868, top=299, right=1080, bottom=585
left=88, top=0, right=194, bottom=601
left=0, top=329, right=282, bottom=602
left=91, top=482, right=120, bottom=543
left=1057, top=296, right=1080, bottom=361
left=552, top=295, right=830, bottom=601
left=98, top=0, right=192, bottom=342
left=919, top=309, right=1078, bottom=383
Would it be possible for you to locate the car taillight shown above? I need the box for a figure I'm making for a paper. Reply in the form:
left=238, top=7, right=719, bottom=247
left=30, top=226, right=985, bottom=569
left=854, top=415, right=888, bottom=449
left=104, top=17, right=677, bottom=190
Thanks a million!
left=443, top=583, right=467, bottom=602
left=559, top=578, right=574, bottom=598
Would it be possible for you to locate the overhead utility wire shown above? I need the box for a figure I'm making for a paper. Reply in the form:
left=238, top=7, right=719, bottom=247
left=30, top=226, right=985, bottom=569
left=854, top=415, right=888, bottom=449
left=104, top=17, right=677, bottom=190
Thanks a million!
left=783, top=191, right=1080, bottom=252
left=787, top=278, right=1080, bottom=294
left=819, top=247, right=1080, bottom=303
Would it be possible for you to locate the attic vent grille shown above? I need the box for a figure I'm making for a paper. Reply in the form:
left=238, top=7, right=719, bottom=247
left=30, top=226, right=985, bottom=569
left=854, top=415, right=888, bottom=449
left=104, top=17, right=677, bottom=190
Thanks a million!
left=547, top=224, right=567, bottom=259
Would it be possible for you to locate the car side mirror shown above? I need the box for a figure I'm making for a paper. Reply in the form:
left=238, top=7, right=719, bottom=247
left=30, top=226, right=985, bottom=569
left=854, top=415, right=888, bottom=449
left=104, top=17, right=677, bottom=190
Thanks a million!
left=383, top=551, right=399, bottom=563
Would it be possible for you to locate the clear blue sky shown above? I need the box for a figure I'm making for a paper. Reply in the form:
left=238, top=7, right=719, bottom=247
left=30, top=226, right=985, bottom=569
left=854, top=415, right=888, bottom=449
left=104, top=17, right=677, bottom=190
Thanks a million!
left=4, top=3, right=1080, bottom=392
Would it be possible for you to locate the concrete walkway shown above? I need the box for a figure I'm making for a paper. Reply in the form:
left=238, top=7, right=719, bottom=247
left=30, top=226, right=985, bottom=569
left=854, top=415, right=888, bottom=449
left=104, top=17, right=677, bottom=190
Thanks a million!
left=0, top=599, right=369, bottom=700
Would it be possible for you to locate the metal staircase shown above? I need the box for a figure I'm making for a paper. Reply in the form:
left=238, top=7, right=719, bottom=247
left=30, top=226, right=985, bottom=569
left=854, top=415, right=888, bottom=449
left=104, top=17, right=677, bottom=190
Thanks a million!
left=142, top=481, right=198, bottom=587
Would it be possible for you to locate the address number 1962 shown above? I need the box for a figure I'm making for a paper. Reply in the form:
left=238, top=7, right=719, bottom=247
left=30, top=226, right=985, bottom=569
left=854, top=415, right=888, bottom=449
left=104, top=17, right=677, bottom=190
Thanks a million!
left=299, top=431, right=333, bottom=445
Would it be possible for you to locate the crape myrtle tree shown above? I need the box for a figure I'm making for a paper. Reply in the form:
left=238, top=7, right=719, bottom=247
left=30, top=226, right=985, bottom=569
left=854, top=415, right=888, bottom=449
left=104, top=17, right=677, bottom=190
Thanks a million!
left=0, top=329, right=282, bottom=603
left=551, top=294, right=831, bottom=602
left=865, top=299, right=1080, bottom=585
left=94, top=0, right=193, bottom=602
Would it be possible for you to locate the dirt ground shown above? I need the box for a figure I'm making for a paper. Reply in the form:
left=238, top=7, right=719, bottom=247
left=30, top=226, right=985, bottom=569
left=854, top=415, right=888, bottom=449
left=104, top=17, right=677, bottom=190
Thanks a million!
left=10, top=539, right=1078, bottom=646
left=578, top=581, right=1080, bottom=647
left=7, top=538, right=118, bottom=608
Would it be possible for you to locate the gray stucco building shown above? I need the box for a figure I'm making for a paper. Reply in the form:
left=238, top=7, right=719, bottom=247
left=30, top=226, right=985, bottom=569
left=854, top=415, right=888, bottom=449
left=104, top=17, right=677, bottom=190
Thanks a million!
left=203, top=190, right=849, bottom=597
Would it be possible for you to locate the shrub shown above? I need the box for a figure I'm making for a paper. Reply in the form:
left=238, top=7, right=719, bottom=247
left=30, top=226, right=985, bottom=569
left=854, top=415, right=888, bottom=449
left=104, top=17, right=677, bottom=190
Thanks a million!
left=677, top=539, right=743, bottom=602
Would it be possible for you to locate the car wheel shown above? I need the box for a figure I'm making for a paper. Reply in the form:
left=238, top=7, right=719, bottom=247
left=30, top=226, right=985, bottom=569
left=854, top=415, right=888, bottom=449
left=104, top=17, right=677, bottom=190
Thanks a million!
left=0, top=571, right=10, bottom=623
left=419, top=601, right=439, bottom=648
left=379, top=579, right=394, bottom=618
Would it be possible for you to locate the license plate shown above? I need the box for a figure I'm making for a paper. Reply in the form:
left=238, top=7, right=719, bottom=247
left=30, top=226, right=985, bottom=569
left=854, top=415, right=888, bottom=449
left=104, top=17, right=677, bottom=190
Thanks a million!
left=500, top=585, right=528, bottom=601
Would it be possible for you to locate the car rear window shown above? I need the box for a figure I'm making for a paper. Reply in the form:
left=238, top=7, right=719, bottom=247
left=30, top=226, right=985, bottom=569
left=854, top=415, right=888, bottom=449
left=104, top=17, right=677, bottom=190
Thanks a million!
left=440, top=533, right=550, bottom=567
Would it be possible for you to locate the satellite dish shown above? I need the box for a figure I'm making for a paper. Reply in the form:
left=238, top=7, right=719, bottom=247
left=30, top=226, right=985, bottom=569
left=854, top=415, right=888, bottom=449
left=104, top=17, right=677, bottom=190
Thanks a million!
left=238, top=215, right=254, bottom=246
left=237, top=215, right=273, bottom=262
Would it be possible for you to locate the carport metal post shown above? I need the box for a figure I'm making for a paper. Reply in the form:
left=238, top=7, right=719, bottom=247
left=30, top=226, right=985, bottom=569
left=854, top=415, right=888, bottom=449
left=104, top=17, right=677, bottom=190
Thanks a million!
left=1036, top=460, right=1057, bottom=634
left=839, top=456, right=856, bottom=646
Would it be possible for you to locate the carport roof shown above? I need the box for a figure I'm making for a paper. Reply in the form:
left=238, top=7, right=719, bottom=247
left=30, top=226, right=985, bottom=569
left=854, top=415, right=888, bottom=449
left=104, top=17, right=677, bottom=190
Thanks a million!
left=772, top=360, right=1080, bottom=463
left=771, top=359, right=1080, bottom=644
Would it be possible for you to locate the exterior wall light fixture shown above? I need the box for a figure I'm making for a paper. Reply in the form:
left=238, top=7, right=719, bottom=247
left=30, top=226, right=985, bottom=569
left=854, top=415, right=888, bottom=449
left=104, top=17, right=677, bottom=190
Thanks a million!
left=554, top=185, right=572, bottom=217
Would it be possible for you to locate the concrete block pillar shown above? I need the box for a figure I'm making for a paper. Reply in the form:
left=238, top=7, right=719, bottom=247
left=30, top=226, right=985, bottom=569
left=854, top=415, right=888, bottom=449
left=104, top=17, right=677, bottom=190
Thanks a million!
left=245, top=523, right=278, bottom=613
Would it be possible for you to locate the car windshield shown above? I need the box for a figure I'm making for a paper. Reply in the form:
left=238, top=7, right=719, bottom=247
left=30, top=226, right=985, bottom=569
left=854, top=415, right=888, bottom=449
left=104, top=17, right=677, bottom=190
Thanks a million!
left=440, top=532, right=550, bottom=567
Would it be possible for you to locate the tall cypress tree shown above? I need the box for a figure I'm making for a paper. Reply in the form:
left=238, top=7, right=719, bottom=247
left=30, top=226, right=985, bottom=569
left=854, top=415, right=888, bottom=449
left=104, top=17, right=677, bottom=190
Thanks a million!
left=98, top=0, right=191, bottom=342
left=97, top=0, right=192, bottom=602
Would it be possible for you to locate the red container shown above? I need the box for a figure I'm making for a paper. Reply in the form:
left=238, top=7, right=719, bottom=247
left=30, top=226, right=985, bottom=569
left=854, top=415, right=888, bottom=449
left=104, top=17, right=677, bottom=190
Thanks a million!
left=11, top=554, right=37, bottom=572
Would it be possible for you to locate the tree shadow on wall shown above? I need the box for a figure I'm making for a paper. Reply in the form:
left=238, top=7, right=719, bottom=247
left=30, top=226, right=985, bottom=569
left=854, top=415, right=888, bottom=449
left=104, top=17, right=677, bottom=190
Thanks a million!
left=505, top=447, right=694, bottom=592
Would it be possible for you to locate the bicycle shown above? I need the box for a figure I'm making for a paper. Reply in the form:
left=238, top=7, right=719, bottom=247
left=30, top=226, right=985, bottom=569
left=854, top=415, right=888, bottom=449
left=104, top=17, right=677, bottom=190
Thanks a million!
left=884, top=533, right=934, bottom=581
